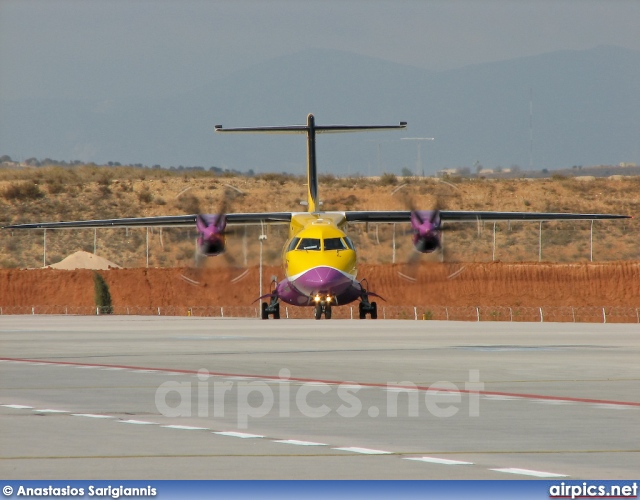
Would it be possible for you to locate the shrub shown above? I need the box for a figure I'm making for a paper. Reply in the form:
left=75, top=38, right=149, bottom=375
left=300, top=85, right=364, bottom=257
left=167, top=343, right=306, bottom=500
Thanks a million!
left=2, top=182, right=44, bottom=201
left=137, top=187, right=153, bottom=203
left=93, top=272, right=113, bottom=314
left=175, top=194, right=200, bottom=214
left=378, top=172, right=398, bottom=186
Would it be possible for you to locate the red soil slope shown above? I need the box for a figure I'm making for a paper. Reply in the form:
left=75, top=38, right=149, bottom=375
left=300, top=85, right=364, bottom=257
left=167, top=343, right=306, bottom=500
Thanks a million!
left=1, top=262, right=638, bottom=309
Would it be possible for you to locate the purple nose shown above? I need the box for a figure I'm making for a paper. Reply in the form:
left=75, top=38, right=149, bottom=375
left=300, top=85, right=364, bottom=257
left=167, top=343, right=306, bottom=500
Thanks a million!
left=296, top=267, right=352, bottom=295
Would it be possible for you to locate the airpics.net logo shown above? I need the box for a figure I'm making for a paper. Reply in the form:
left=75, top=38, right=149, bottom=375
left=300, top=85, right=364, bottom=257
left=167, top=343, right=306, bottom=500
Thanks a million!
left=550, top=482, right=638, bottom=499
left=154, top=369, right=484, bottom=428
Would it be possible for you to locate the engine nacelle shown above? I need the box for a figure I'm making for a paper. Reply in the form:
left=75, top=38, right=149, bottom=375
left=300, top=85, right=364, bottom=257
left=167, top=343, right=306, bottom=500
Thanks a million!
left=198, top=234, right=226, bottom=256
left=411, top=210, right=441, bottom=254
left=413, top=231, right=440, bottom=253
left=196, top=214, right=227, bottom=256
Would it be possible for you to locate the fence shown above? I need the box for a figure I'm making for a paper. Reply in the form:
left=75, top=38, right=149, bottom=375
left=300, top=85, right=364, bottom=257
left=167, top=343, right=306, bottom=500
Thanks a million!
left=0, top=305, right=638, bottom=323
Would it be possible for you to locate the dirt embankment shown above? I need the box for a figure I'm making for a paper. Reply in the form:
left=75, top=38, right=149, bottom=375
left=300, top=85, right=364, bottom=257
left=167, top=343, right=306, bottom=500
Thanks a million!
left=0, top=262, right=638, bottom=308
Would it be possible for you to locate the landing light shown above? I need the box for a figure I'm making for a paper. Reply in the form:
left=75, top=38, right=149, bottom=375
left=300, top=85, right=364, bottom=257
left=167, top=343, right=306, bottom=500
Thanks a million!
left=314, top=295, right=321, bottom=302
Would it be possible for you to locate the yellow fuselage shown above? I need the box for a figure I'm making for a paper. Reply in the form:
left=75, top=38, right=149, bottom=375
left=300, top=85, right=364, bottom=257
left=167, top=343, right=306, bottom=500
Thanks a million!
left=282, top=213, right=357, bottom=282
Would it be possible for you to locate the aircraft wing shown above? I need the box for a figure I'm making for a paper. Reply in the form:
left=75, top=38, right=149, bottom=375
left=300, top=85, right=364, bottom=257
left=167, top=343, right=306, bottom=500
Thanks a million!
left=345, top=210, right=631, bottom=223
left=4, top=210, right=630, bottom=230
left=2, top=212, right=293, bottom=230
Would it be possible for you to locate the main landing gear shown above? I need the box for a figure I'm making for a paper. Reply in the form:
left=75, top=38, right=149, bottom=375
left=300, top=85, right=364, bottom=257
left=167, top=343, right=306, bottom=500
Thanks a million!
left=261, top=299, right=280, bottom=319
left=261, top=277, right=281, bottom=320
left=358, top=298, right=377, bottom=319
left=358, top=280, right=378, bottom=319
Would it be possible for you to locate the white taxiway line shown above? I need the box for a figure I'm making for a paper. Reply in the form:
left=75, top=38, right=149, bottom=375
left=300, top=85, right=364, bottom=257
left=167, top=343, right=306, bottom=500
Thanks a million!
left=1, top=401, right=571, bottom=478
left=491, top=467, right=568, bottom=478
left=273, top=440, right=327, bottom=446
left=404, top=457, right=474, bottom=465
left=118, top=420, right=159, bottom=425
left=333, top=447, right=393, bottom=455
left=161, top=425, right=209, bottom=430
left=214, top=431, right=264, bottom=439
left=71, top=413, right=113, bottom=419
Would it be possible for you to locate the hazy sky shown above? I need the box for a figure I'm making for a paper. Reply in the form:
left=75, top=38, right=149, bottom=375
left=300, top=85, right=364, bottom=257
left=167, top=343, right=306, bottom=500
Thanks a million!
left=2, top=0, right=639, bottom=101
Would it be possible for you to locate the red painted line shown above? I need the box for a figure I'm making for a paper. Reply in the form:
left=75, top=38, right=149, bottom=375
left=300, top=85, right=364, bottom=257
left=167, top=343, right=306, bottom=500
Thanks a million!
left=3, top=357, right=640, bottom=408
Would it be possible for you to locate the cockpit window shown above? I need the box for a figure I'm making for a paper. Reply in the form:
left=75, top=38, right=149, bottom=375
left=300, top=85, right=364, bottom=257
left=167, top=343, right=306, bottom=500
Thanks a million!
left=324, top=237, right=347, bottom=251
left=344, top=237, right=355, bottom=250
left=287, top=237, right=300, bottom=252
left=297, top=238, right=321, bottom=251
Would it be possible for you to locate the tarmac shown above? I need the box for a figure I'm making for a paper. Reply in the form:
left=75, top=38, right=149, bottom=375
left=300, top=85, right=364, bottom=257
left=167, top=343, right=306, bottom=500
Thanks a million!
left=0, top=316, right=638, bottom=479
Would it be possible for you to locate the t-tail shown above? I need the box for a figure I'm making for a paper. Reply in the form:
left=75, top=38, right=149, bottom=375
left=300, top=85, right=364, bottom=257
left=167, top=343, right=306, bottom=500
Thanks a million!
left=215, top=114, right=407, bottom=213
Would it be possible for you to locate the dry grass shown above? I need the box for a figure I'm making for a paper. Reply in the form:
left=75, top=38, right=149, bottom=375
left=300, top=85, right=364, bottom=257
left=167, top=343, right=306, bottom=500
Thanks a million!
left=0, top=166, right=638, bottom=268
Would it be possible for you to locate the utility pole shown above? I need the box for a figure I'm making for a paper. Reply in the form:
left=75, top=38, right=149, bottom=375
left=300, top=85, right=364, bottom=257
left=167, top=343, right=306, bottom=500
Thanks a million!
left=401, top=137, right=434, bottom=177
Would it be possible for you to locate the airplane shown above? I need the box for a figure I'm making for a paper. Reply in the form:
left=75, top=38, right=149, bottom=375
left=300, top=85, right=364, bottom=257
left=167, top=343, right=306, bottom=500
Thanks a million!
left=2, top=113, right=631, bottom=320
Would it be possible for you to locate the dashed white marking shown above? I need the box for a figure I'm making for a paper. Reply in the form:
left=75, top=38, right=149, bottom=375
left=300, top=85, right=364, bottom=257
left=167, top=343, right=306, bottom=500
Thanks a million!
left=118, top=419, right=158, bottom=425
left=333, top=447, right=392, bottom=455
left=71, top=413, right=113, bottom=419
left=214, top=431, right=264, bottom=439
left=33, top=409, right=69, bottom=413
left=273, top=439, right=326, bottom=446
left=592, top=404, right=635, bottom=410
left=161, top=425, right=209, bottom=430
left=404, top=457, right=474, bottom=465
left=101, top=367, right=125, bottom=371
left=482, top=395, right=522, bottom=401
left=491, top=467, right=567, bottom=478
left=132, top=370, right=157, bottom=373
left=2, top=404, right=33, bottom=409
left=532, top=400, right=574, bottom=405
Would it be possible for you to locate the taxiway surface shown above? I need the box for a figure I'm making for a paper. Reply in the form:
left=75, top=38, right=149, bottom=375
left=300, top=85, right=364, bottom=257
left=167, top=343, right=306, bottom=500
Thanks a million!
left=1, top=316, right=638, bottom=479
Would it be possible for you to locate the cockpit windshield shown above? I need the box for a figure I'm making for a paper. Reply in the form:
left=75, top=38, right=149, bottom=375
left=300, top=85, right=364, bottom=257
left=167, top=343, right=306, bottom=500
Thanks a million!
left=297, top=238, right=321, bottom=251
left=324, top=237, right=347, bottom=251
left=287, top=237, right=300, bottom=252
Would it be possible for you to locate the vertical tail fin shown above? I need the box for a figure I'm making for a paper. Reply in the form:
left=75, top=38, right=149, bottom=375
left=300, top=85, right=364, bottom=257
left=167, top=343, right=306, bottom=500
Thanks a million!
left=215, top=114, right=407, bottom=214
left=306, top=114, right=319, bottom=212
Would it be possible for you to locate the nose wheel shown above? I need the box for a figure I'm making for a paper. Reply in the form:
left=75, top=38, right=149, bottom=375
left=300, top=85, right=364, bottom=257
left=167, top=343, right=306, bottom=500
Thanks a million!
left=314, top=303, right=332, bottom=320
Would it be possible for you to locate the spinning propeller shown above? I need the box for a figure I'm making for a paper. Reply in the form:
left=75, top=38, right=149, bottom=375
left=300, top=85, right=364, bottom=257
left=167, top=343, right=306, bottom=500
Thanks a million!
left=181, top=187, right=249, bottom=286
left=394, top=184, right=464, bottom=283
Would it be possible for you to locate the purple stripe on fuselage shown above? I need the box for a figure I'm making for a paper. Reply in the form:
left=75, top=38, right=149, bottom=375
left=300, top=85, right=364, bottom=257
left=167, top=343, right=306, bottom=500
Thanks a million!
left=276, top=267, right=362, bottom=306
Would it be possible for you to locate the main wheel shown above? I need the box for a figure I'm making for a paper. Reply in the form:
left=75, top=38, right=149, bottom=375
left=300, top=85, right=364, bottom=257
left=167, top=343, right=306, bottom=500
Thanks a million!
left=261, top=302, right=269, bottom=320
left=370, top=301, right=378, bottom=320
left=325, top=305, right=332, bottom=319
left=359, top=302, right=366, bottom=319
left=273, top=303, right=280, bottom=319
left=314, top=304, right=322, bottom=320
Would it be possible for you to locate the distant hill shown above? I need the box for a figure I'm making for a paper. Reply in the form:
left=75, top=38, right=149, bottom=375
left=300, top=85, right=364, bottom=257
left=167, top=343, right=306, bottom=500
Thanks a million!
left=2, top=45, right=639, bottom=174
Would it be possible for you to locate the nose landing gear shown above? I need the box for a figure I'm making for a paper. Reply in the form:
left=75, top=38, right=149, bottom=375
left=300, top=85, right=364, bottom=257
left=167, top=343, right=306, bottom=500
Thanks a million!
left=313, top=295, right=333, bottom=320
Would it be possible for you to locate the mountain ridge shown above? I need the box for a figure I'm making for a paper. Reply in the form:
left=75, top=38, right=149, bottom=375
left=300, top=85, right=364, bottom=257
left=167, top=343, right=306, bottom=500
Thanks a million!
left=1, top=45, right=638, bottom=173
